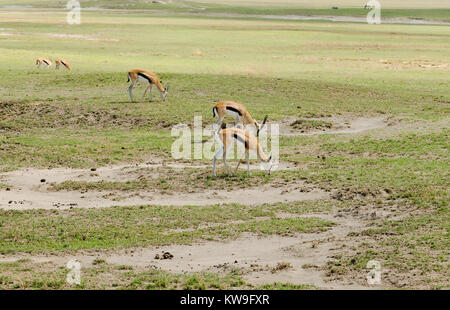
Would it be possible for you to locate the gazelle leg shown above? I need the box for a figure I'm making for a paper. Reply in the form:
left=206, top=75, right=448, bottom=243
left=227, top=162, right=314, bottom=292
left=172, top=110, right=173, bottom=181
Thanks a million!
left=213, top=147, right=224, bottom=177
left=214, top=116, right=224, bottom=132
left=149, top=84, right=153, bottom=102
left=129, top=82, right=135, bottom=102
left=223, top=147, right=231, bottom=176
left=235, top=152, right=244, bottom=175
left=142, top=85, right=149, bottom=102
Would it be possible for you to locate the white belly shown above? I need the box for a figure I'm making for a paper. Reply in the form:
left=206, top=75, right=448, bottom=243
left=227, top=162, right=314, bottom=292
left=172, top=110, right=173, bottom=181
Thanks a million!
left=137, top=75, right=150, bottom=84
left=226, top=110, right=241, bottom=120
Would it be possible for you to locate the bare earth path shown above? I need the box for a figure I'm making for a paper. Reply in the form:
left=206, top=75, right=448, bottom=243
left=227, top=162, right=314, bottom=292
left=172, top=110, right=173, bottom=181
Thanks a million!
left=0, top=164, right=327, bottom=210
left=0, top=213, right=378, bottom=289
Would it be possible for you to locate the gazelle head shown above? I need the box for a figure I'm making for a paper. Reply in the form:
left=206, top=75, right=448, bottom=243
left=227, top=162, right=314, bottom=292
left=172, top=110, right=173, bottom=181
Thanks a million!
left=260, top=155, right=275, bottom=175
left=162, top=83, right=170, bottom=102
left=256, top=115, right=268, bottom=137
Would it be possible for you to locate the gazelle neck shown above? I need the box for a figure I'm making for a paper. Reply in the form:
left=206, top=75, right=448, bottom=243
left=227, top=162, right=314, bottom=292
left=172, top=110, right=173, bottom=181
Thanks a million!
left=256, top=142, right=270, bottom=163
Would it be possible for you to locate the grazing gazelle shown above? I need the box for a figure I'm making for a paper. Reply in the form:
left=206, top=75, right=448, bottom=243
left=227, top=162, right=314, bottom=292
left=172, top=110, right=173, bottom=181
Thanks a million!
left=36, top=58, right=52, bottom=68
left=213, top=101, right=267, bottom=136
left=55, top=59, right=71, bottom=70
left=213, top=127, right=274, bottom=177
left=127, top=69, right=169, bottom=102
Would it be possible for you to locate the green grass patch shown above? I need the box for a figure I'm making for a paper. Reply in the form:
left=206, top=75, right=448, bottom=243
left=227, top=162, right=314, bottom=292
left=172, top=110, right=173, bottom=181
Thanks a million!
left=284, top=130, right=449, bottom=209
left=0, top=202, right=334, bottom=254
left=322, top=131, right=449, bottom=159
left=0, top=257, right=319, bottom=290
left=326, top=208, right=449, bottom=289
left=0, top=258, right=248, bottom=289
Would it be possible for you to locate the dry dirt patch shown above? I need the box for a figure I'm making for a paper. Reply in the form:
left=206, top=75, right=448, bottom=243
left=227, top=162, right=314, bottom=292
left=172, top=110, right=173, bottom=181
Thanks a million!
left=0, top=212, right=380, bottom=289
left=0, top=161, right=327, bottom=210
left=276, top=116, right=388, bottom=136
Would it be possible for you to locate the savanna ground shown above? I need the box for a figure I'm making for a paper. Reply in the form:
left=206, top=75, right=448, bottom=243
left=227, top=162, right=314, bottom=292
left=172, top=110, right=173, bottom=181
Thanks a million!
left=0, top=0, right=449, bottom=290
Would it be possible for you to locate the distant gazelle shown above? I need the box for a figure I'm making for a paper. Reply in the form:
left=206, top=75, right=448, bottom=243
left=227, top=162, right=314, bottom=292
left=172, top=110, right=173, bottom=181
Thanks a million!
left=127, top=69, right=169, bottom=102
left=213, top=127, right=274, bottom=177
left=213, top=101, right=267, bottom=136
left=55, top=59, right=72, bottom=70
left=36, top=58, right=52, bottom=68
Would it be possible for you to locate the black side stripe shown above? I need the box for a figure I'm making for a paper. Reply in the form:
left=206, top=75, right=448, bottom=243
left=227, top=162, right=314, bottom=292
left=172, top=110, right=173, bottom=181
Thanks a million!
left=42, top=60, right=49, bottom=65
left=226, top=106, right=242, bottom=116
left=138, top=72, right=153, bottom=84
left=61, top=61, right=66, bottom=67
left=213, top=107, right=218, bottom=117
left=232, top=134, right=248, bottom=149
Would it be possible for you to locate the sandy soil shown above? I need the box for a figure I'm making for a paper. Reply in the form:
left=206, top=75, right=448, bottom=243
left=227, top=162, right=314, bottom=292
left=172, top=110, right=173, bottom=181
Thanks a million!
left=0, top=212, right=384, bottom=289
left=0, top=160, right=326, bottom=210
left=275, top=116, right=388, bottom=136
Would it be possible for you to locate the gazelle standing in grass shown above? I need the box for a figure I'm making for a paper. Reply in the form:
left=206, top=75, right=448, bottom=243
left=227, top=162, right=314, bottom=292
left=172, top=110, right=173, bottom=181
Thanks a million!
left=36, top=58, right=52, bottom=69
left=213, top=101, right=267, bottom=136
left=127, top=69, right=169, bottom=102
left=55, top=59, right=72, bottom=70
left=213, top=127, right=274, bottom=177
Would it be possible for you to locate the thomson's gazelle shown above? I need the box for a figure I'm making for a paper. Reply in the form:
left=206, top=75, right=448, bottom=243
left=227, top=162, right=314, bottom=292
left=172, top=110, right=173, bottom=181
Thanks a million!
left=55, top=59, right=71, bottom=70
left=36, top=58, right=52, bottom=69
left=127, top=69, right=169, bottom=102
left=213, top=101, right=267, bottom=136
left=213, top=127, right=274, bottom=176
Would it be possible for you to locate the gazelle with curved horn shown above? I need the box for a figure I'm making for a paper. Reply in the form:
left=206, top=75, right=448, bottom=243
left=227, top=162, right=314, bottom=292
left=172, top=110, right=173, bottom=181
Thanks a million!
left=55, top=59, right=72, bottom=70
left=36, top=58, right=52, bottom=69
left=127, top=69, right=169, bottom=102
left=213, top=127, right=274, bottom=177
left=212, top=101, right=267, bottom=136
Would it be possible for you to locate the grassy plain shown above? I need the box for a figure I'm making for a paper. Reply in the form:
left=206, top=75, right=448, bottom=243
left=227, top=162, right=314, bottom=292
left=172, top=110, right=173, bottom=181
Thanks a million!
left=1, top=0, right=449, bottom=21
left=0, top=3, right=448, bottom=289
